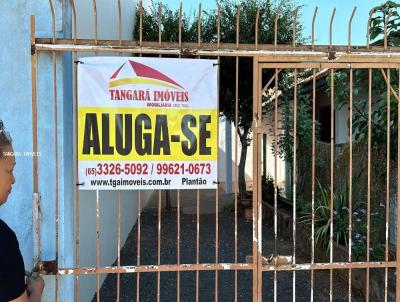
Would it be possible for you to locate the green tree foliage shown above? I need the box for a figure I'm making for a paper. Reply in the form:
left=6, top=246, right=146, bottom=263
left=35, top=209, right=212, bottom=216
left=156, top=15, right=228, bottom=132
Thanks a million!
left=264, top=70, right=320, bottom=202
left=328, top=1, right=400, bottom=160
left=133, top=0, right=304, bottom=198
left=369, top=1, right=400, bottom=45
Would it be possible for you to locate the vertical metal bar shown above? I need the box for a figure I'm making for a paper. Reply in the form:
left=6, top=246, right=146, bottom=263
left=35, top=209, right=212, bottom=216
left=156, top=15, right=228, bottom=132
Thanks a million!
left=255, top=8, right=259, bottom=51
left=367, top=8, right=377, bottom=48
left=198, top=3, right=201, bottom=49
left=197, top=3, right=203, bottom=301
left=311, top=68, right=316, bottom=302
left=292, top=7, right=299, bottom=50
left=292, top=68, right=297, bottom=302
left=54, top=107, right=59, bottom=302
left=70, top=0, right=77, bottom=45
left=69, top=1, right=79, bottom=299
left=117, top=0, right=122, bottom=58
left=137, top=190, right=141, bottom=302
left=139, top=0, right=143, bottom=48
left=252, top=57, right=258, bottom=302
left=116, top=2, right=122, bottom=299
left=384, top=13, right=392, bottom=50
left=30, top=16, right=39, bottom=202
left=157, top=2, right=163, bottom=298
left=274, top=7, right=280, bottom=50
left=176, top=189, right=181, bottom=302
left=329, top=68, right=335, bottom=302
left=311, top=7, right=318, bottom=51
left=274, top=67, right=279, bottom=302
left=157, top=190, right=161, bottom=302
left=48, top=1, right=59, bottom=299
left=348, top=68, right=353, bottom=302
left=178, top=1, right=182, bottom=51
left=234, top=56, right=239, bottom=302
left=348, top=7, right=357, bottom=52
left=366, top=68, right=372, bottom=302
left=177, top=5, right=182, bottom=300
left=30, top=11, right=40, bottom=270
left=96, top=189, right=100, bottom=302
left=235, top=5, right=240, bottom=302
left=252, top=53, right=258, bottom=302
left=236, top=6, right=240, bottom=50
left=215, top=114, right=219, bottom=299
left=384, top=69, right=391, bottom=302
left=92, top=0, right=98, bottom=55
left=329, top=8, right=336, bottom=50
left=33, top=193, right=41, bottom=279
left=158, top=1, right=162, bottom=57
left=257, top=65, right=263, bottom=302
left=383, top=27, right=392, bottom=302
left=330, top=13, right=338, bottom=302
left=48, top=1, right=55, bottom=40
left=216, top=4, right=222, bottom=301
left=396, top=69, right=400, bottom=302
left=116, top=0, right=122, bottom=297
left=212, top=5, right=219, bottom=301
left=117, top=0, right=122, bottom=46
left=196, top=189, right=200, bottom=302
left=117, top=191, right=121, bottom=302
left=217, top=4, right=220, bottom=49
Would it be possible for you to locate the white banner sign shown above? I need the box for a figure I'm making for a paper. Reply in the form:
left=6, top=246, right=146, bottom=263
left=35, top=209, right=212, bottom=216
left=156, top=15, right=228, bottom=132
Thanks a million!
left=78, top=57, right=218, bottom=190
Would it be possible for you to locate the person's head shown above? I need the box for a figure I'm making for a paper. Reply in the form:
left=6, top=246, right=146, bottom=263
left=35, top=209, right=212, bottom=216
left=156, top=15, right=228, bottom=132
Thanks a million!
left=0, top=120, right=15, bottom=205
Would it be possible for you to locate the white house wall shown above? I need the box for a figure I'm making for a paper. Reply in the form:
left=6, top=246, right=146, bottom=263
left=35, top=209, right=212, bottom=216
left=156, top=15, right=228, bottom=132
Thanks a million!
left=218, top=118, right=254, bottom=193
left=217, top=117, right=286, bottom=195
left=0, top=1, right=76, bottom=301
left=262, top=118, right=287, bottom=195
left=335, top=105, right=350, bottom=145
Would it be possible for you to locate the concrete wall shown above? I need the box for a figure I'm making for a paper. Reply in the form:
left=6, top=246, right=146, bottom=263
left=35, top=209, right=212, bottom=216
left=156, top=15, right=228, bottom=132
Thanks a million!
left=0, top=0, right=74, bottom=301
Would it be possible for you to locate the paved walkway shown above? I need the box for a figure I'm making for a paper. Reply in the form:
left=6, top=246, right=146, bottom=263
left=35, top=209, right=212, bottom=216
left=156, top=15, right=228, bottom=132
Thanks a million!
left=94, top=208, right=364, bottom=301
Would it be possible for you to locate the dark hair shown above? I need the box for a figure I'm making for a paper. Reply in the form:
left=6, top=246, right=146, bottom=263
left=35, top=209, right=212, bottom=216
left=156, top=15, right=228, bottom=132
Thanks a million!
left=0, top=120, right=12, bottom=158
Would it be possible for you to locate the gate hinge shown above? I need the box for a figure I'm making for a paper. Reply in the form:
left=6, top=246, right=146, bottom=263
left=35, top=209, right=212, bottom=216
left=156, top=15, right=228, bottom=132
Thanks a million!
left=33, top=259, right=58, bottom=275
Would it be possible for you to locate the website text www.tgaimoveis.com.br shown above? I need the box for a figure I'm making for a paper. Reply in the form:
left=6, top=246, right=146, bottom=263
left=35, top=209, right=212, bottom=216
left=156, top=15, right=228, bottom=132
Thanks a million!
left=90, top=178, right=172, bottom=188
left=89, top=177, right=208, bottom=188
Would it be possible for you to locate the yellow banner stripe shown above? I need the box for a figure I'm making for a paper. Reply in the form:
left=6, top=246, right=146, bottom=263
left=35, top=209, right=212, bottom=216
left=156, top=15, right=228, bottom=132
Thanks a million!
left=78, top=107, right=218, bottom=162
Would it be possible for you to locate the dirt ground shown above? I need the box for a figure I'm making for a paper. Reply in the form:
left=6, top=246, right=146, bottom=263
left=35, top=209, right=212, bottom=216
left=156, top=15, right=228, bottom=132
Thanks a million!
left=92, top=208, right=369, bottom=301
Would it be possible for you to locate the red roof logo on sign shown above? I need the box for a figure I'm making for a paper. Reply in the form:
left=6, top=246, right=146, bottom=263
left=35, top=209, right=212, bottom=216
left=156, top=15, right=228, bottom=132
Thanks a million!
left=109, top=60, right=185, bottom=91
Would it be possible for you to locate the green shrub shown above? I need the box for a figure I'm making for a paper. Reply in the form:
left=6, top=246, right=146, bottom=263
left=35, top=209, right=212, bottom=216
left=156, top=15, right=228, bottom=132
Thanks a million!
left=262, top=174, right=280, bottom=203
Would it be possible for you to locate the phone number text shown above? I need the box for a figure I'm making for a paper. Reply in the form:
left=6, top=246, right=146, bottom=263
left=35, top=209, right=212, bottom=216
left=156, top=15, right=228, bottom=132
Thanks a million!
left=85, top=163, right=212, bottom=176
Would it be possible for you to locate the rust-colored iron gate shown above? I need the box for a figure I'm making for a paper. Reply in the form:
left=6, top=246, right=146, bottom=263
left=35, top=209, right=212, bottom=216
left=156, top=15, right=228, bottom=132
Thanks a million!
left=31, top=1, right=400, bottom=301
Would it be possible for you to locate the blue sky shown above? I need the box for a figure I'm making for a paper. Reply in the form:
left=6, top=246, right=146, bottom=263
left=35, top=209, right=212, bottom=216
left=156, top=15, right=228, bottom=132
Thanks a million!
left=159, top=0, right=386, bottom=46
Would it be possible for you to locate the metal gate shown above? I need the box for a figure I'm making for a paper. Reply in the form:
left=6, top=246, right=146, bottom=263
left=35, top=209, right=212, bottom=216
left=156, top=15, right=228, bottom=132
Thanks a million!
left=31, top=1, right=400, bottom=301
